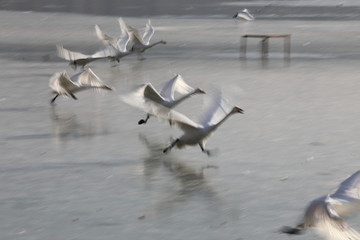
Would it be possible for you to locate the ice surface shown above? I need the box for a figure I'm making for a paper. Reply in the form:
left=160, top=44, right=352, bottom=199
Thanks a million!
left=1, top=5, right=360, bottom=240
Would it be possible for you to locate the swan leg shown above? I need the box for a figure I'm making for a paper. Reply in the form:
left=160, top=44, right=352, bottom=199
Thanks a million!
left=70, top=93, right=77, bottom=100
left=281, top=224, right=305, bottom=235
left=138, top=114, right=150, bottom=125
left=70, top=62, right=77, bottom=70
left=137, top=53, right=146, bottom=60
left=199, top=143, right=211, bottom=156
left=163, top=138, right=179, bottom=153
left=50, top=94, right=59, bottom=104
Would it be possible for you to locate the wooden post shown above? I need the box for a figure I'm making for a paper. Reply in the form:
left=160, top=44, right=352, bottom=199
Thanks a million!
left=262, top=37, right=269, bottom=59
left=284, top=35, right=291, bottom=60
left=240, top=36, right=247, bottom=59
left=240, top=34, right=291, bottom=60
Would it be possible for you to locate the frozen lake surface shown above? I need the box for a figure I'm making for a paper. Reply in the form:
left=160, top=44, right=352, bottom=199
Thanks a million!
left=1, top=8, right=360, bottom=240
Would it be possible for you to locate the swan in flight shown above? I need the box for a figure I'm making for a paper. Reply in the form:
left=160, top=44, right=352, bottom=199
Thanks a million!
left=119, top=74, right=205, bottom=125
left=94, top=17, right=133, bottom=62
left=49, top=68, right=112, bottom=104
left=281, top=170, right=360, bottom=240
left=127, top=19, right=166, bottom=59
left=162, top=90, right=244, bottom=155
left=56, top=45, right=111, bottom=70
left=233, top=9, right=255, bottom=21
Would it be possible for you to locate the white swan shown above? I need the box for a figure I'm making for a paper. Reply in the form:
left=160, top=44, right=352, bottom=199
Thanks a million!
left=127, top=19, right=166, bottom=59
left=94, top=17, right=133, bottom=62
left=119, top=74, right=205, bottom=125
left=49, top=68, right=112, bottom=104
left=233, top=9, right=255, bottom=21
left=56, top=44, right=111, bottom=70
left=281, top=170, right=360, bottom=240
left=162, top=90, right=244, bottom=155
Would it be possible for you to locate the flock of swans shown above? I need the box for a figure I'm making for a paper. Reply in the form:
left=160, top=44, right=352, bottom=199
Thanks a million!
left=50, top=17, right=244, bottom=156
left=49, top=12, right=360, bottom=240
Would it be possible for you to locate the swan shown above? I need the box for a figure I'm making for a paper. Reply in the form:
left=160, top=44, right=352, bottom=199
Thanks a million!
left=119, top=74, right=205, bottom=125
left=49, top=68, right=112, bottom=104
left=281, top=170, right=360, bottom=240
left=94, top=17, right=133, bottom=62
left=127, top=19, right=166, bottom=59
left=233, top=9, right=255, bottom=21
left=162, top=90, right=244, bottom=155
left=56, top=45, right=110, bottom=70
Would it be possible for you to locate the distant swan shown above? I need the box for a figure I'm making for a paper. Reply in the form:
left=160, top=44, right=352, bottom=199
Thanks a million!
left=49, top=68, right=112, bottom=104
left=119, top=74, right=205, bottom=125
left=281, top=170, right=360, bottom=240
left=127, top=19, right=166, bottom=59
left=233, top=9, right=255, bottom=21
left=162, top=90, right=244, bottom=155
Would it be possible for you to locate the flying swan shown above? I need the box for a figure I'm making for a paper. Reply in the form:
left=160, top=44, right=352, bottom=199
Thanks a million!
left=119, top=74, right=205, bottom=125
left=126, top=19, right=166, bottom=59
left=162, top=89, right=244, bottom=155
left=49, top=68, right=112, bottom=104
left=233, top=9, right=255, bottom=21
left=281, top=170, right=360, bottom=240
left=94, top=17, right=133, bottom=63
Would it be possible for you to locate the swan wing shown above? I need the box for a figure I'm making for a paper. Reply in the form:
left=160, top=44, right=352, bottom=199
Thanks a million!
left=235, top=9, right=255, bottom=21
left=57, top=45, right=88, bottom=61
left=116, top=18, right=131, bottom=52
left=327, top=170, right=360, bottom=218
left=119, top=84, right=148, bottom=110
left=119, top=84, right=171, bottom=120
left=199, top=88, right=233, bottom=127
left=49, top=71, right=78, bottom=95
left=143, top=83, right=165, bottom=105
left=127, top=24, right=145, bottom=45
left=332, top=170, right=360, bottom=200
left=160, top=74, right=194, bottom=101
left=70, top=68, right=104, bottom=88
left=142, top=19, right=155, bottom=45
left=167, top=109, right=202, bottom=133
left=90, top=48, right=113, bottom=58
left=315, top=201, right=360, bottom=240
left=95, top=24, right=117, bottom=49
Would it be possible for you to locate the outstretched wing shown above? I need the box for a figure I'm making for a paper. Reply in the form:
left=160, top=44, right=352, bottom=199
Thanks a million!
left=126, top=24, right=143, bottom=45
left=70, top=68, right=105, bottom=88
left=332, top=170, right=360, bottom=200
left=143, top=83, right=165, bottom=104
left=329, top=170, right=360, bottom=218
left=235, top=9, right=255, bottom=21
left=316, top=202, right=360, bottom=240
left=116, top=18, right=131, bottom=52
left=119, top=84, right=147, bottom=110
left=199, top=88, right=234, bottom=127
left=49, top=71, right=78, bottom=96
left=160, top=74, right=194, bottom=101
left=95, top=24, right=117, bottom=49
left=142, top=19, right=155, bottom=45
left=119, top=84, right=169, bottom=120
left=167, top=109, right=202, bottom=133
left=57, top=45, right=89, bottom=61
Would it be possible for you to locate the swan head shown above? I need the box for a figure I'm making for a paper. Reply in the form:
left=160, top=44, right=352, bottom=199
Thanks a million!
left=232, top=106, right=244, bottom=114
left=159, top=40, right=167, bottom=44
left=195, top=88, right=206, bottom=94
left=232, top=13, right=238, bottom=18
